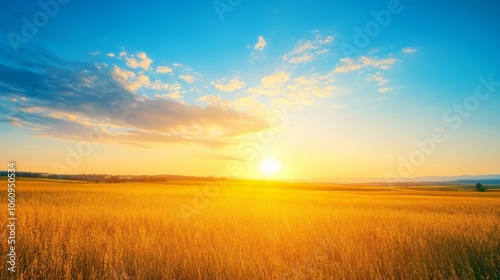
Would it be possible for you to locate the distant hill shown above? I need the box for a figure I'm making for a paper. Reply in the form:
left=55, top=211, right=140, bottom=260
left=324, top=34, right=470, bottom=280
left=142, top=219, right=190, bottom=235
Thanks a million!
left=291, top=174, right=500, bottom=184
left=453, top=179, right=500, bottom=184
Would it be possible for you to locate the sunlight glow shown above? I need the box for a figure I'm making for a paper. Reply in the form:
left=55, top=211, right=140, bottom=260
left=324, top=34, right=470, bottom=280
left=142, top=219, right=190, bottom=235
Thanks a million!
left=260, top=156, right=282, bottom=176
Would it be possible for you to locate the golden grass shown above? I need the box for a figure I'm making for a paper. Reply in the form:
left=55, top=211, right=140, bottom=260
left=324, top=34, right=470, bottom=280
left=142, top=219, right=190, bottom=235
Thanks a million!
left=1, top=178, right=499, bottom=279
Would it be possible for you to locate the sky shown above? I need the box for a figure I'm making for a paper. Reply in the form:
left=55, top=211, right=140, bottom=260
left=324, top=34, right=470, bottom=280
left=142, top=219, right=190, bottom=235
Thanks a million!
left=0, top=0, right=499, bottom=180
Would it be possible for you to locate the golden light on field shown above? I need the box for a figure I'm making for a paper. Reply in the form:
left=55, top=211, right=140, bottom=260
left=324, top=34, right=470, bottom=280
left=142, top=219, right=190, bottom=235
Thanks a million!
left=3, top=178, right=499, bottom=279
left=259, top=155, right=282, bottom=176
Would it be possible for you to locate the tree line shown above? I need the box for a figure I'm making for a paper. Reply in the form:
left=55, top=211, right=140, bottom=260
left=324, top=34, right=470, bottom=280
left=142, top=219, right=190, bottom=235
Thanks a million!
left=0, top=171, right=217, bottom=183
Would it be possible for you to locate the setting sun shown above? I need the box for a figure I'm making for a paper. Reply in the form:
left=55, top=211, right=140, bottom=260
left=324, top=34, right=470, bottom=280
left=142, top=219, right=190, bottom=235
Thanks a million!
left=260, top=156, right=282, bottom=176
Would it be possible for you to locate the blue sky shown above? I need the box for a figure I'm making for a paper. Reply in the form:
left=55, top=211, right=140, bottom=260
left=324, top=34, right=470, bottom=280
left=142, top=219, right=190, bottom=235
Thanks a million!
left=0, top=0, right=499, bottom=179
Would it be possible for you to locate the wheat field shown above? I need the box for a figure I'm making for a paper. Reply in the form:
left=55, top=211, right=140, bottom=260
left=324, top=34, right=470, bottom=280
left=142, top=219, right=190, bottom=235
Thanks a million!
left=1, top=178, right=499, bottom=279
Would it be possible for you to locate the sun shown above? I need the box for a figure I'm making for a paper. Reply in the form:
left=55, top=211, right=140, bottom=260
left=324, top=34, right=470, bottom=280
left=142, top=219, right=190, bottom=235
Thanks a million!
left=260, top=156, right=282, bottom=176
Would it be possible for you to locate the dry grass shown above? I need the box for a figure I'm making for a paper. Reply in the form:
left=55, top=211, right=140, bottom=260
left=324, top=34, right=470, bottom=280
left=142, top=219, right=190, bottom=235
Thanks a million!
left=1, top=178, right=499, bottom=279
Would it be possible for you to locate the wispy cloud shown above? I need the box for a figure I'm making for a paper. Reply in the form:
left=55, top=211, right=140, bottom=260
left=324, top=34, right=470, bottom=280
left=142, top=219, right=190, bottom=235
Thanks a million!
left=156, top=65, right=173, bottom=73
left=402, top=47, right=417, bottom=54
left=164, top=83, right=183, bottom=99
left=124, top=51, right=153, bottom=70
left=197, top=95, right=223, bottom=106
left=0, top=47, right=268, bottom=148
left=282, top=33, right=334, bottom=64
left=247, top=71, right=334, bottom=108
left=334, top=56, right=397, bottom=73
left=179, top=75, right=195, bottom=83
left=213, top=78, right=246, bottom=92
left=199, top=153, right=246, bottom=162
left=378, top=87, right=392, bottom=93
left=254, top=36, right=267, bottom=52
left=248, top=71, right=290, bottom=97
left=261, top=71, right=290, bottom=86
left=112, top=66, right=153, bottom=91
left=334, top=58, right=362, bottom=73
left=286, top=74, right=335, bottom=101
left=367, top=72, right=388, bottom=86
left=368, top=72, right=392, bottom=93
left=359, top=56, right=397, bottom=70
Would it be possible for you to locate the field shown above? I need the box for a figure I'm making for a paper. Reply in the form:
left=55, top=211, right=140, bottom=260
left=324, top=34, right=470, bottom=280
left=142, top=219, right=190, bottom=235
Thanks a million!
left=1, top=178, right=499, bottom=279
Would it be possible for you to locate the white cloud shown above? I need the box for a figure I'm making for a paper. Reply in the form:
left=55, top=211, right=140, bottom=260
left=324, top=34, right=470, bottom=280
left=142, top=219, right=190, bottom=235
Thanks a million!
left=288, top=53, right=314, bottom=64
left=107, top=53, right=115, bottom=57
left=156, top=66, right=173, bottom=73
left=233, top=96, right=270, bottom=116
left=315, top=49, right=329, bottom=55
left=179, top=75, right=194, bottom=83
left=197, top=95, right=220, bottom=102
left=318, top=35, right=334, bottom=44
left=137, top=52, right=148, bottom=60
left=134, top=74, right=152, bottom=88
left=111, top=66, right=153, bottom=91
left=151, top=80, right=169, bottom=90
left=282, top=33, right=334, bottom=64
left=248, top=72, right=290, bottom=97
left=126, top=58, right=139, bottom=68
left=125, top=52, right=153, bottom=70
left=165, top=83, right=183, bottom=99
left=170, top=83, right=181, bottom=91
left=333, top=58, right=362, bottom=73
left=112, top=66, right=135, bottom=80
left=367, top=72, right=393, bottom=93
left=138, top=56, right=153, bottom=69
left=334, top=55, right=397, bottom=74
left=261, top=71, right=290, bottom=86
left=247, top=71, right=334, bottom=107
left=360, top=56, right=397, bottom=70
left=254, top=36, right=267, bottom=52
left=290, top=41, right=315, bottom=55
left=367, top=72, right=388, bottom=86
left=288, top=75, right=335, bottom=99
left=402, top=47, right=417, bottom=54
left=197, top=95, right=223, bottom=106
left=167, top=92, right=182, bottom=99
left=213, top=78, right=246, bottom=92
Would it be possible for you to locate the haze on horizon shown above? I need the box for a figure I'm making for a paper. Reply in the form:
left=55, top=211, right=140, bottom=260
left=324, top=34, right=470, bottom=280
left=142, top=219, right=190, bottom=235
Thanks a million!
left=1, top=0, right=499, bottom=180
